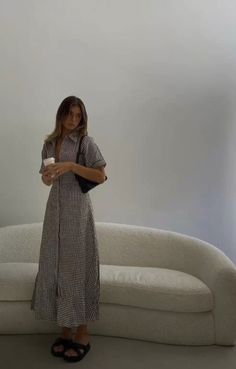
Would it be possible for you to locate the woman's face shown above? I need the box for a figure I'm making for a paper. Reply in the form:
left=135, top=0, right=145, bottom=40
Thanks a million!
left=62, top=105, right=82, bottom=132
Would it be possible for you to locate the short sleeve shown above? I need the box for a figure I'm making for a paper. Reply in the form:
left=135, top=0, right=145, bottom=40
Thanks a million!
left=82, top=136, right=107, bottom=168
left=39, top=143, right=47, bottom=174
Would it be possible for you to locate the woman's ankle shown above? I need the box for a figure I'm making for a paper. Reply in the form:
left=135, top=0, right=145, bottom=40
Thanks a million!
left=74, top=324, right=89, bottom=340
left=61, top=327, right=73, bottom=339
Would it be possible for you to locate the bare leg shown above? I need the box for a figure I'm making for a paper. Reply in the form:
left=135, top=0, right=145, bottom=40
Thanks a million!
left=61, top=327, right=73, bottom=339
left=74, top=324, right=89, bottom=344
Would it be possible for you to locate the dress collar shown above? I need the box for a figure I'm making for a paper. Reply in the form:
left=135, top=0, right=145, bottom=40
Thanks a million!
left=49, top=131, right=82, bottom=145
left=67, top=132, right=79, bottom=142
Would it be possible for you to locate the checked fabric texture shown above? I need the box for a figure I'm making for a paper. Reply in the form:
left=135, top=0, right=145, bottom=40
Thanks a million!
left=31, top=133, right=107, bottom=327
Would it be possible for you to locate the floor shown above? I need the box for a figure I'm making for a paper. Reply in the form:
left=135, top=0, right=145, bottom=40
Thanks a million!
left=0, top=334, right=235, bottom=369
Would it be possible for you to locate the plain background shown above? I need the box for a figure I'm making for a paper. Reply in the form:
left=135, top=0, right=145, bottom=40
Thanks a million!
left=0, top=1, right=235, bottom=263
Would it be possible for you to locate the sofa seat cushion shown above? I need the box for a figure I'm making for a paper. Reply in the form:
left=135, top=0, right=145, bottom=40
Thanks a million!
left=0, top=263, right=213, bottom=313
left=100, top=265, right=214, bottom=313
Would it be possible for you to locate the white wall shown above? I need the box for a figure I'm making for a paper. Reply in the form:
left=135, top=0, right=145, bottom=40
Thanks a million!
left=0, top=1, right=235, bottom=262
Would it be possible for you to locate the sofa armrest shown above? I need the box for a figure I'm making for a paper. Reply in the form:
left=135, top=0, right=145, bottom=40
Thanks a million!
left=202, top=262, right=236, bottom=345
left=182, top=239, right=236, bottom=346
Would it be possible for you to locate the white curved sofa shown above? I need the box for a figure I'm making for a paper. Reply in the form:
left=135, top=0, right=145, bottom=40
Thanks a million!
left=0, top=222, right=236, bottom=346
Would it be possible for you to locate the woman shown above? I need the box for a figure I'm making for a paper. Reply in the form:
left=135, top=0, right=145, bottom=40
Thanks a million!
left=31, top=96, right=107, bottom=362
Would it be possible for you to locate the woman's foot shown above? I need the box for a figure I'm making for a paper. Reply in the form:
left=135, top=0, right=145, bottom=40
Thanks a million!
left=52, top=337, right=69, bottom=354
left=51, top=336, right=73, bottom=356
left=53, top=328, right=73, bottom=354
left=64, top=333, right=90, bottom=358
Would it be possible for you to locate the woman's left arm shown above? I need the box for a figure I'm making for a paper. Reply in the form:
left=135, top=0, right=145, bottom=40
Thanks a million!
left=44, top=162, right=106, bottom=183
left=71, top=163, right=106, bottom=183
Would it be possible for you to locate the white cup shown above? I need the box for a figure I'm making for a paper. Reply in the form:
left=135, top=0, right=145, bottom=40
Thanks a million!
left=43, top=157, right=55, bottom=178
left=43, top=157, right=55, bottom=166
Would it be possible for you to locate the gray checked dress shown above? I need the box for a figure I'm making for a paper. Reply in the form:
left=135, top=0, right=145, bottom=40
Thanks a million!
left=30, top=132, right=107, bottom=328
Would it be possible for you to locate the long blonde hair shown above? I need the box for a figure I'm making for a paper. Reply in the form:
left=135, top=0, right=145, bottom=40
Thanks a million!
left=45, top=96, right=88, bottom=143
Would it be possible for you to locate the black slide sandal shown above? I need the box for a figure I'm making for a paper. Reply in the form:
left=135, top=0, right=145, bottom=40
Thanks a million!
left=63, top=341, right=91, bottom=362
left=51, top=337, right=73, bottom=357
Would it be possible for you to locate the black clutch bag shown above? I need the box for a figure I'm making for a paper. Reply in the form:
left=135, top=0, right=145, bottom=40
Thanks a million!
left=75, top=135, right=107, bottom=193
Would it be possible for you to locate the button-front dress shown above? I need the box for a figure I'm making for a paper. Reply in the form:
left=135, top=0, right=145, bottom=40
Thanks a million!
left=30, top=132, right=107, bottom=328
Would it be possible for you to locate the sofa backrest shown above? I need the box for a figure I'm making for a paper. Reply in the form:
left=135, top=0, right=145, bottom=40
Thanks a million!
left=0, top=223, right=42, bottom=263
left=96, top=222, right=235, bottom=281
left=0, top=222, right=233, bottom=279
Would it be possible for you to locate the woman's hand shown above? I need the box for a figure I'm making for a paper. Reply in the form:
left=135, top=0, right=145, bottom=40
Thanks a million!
left=41, top=171, right=53, bottom=186
left=43, top=162, right=73, bottom=181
